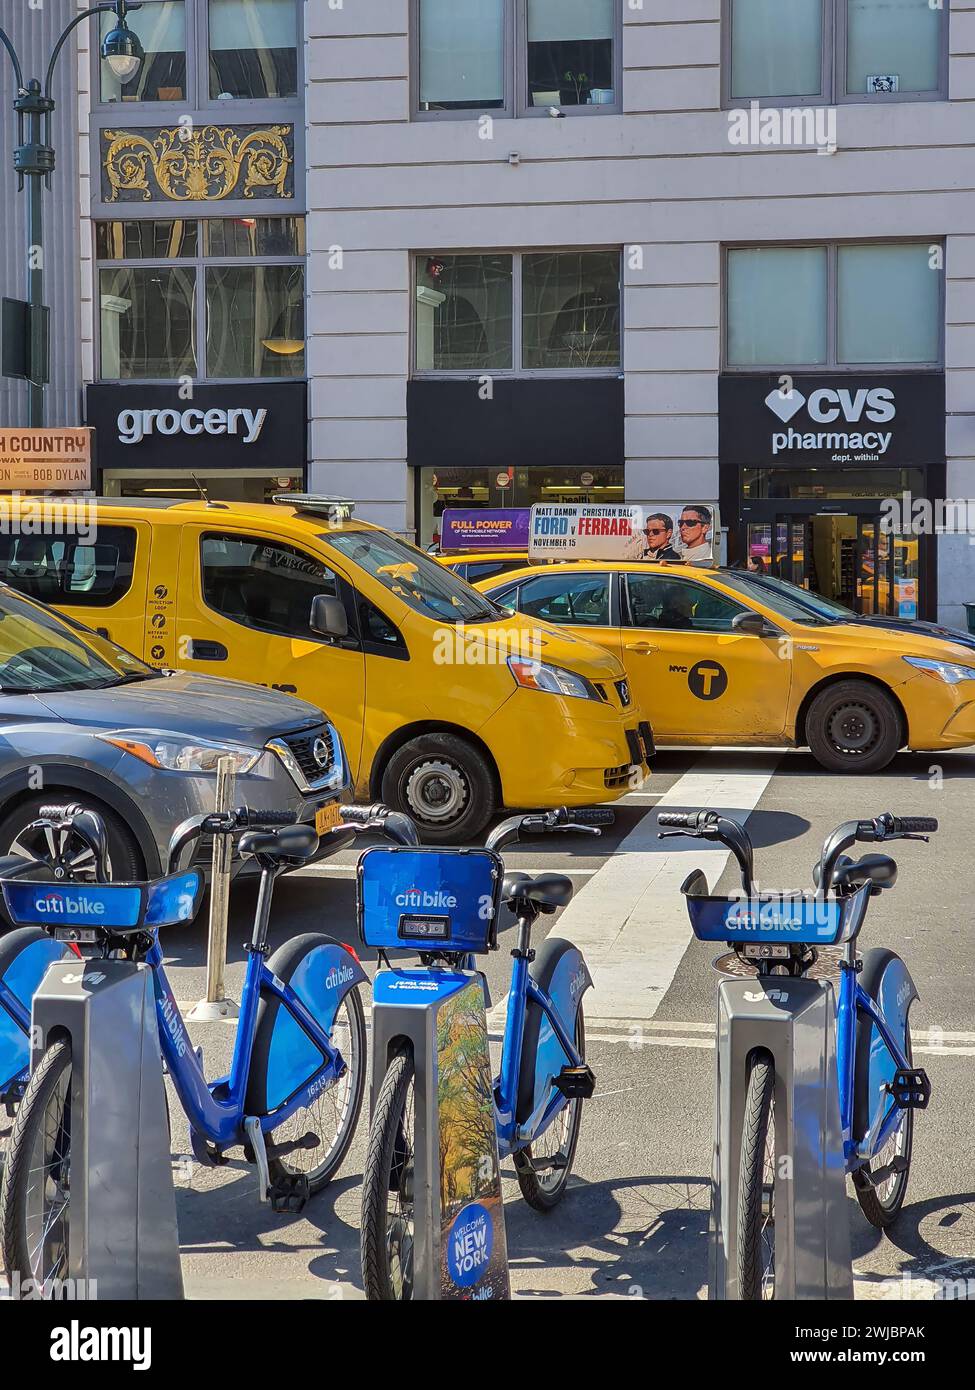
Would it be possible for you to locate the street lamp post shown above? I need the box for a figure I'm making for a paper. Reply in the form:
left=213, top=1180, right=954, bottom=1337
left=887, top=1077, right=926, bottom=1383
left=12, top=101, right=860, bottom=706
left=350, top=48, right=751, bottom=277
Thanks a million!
left=0, top=1, right=144, bottom=426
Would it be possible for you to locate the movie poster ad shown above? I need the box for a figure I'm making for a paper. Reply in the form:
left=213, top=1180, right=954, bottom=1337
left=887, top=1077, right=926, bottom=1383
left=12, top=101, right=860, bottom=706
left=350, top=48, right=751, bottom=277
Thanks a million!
left=528, top=503, right=719, bottom=564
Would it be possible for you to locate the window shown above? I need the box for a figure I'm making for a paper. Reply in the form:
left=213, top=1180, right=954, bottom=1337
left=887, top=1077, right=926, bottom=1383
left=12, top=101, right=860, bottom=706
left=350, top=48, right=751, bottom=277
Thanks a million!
left=96, top=0, right=301, bottom=108
left=415, top=0, right=620, bottom=117
left=415, top=250, right=621, bottom=374
left=201, top=534, right=339, bottom=638
left=625, top=576, right=746, bottom=633
left=0, top=529, right=138, bottom=608
left=328, top=531, right=502, bottom=625
left=96, top=217, right=305, bottom=381
left=516, top=573, right=611, bottom=625
left=725, top=242, right=942, bottom=368
left=100, top=1, right=186, bottom=103
left=209, top=0, right=298, bottom=99
left=726, top=0, right=946, bottom=104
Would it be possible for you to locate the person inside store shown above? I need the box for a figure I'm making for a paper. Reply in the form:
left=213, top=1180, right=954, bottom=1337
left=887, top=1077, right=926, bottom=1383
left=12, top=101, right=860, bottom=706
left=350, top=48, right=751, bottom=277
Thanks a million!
left=641, top=513, right=683, bottom=562
left=678, top=506, right=714, bottom=562
left=747, top=554, right=767, bottom=574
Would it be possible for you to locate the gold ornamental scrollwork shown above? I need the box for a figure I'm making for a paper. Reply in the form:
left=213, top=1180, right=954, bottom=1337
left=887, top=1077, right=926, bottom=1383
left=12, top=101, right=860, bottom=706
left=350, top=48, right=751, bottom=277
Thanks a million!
left=102, top=124, right=294, bottom=202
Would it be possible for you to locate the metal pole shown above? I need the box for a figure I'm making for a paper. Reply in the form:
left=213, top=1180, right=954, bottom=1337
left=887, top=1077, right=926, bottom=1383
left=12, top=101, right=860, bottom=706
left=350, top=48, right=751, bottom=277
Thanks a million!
left=188, top=756, right=240, bottom=1021
left=25, top=135, right=43, bottom=428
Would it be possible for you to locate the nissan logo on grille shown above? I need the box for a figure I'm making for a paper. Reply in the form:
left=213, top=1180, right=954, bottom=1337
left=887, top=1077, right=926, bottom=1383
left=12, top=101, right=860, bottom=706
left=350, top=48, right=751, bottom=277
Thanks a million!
left=313, top=737, right=331, bottom=768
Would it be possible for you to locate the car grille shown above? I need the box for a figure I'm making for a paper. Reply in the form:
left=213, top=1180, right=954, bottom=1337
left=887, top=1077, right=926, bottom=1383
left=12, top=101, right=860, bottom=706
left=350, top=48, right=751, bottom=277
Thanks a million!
left=281, top=724, right=335, bottom=782
left=604, top=763, right=631, bottom=790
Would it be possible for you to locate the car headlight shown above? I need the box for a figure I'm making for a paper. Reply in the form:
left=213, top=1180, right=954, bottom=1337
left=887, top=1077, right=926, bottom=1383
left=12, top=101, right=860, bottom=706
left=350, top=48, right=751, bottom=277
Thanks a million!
left=99, top=730, right=262, bottom=774
left=507, top=656, right=600, bottom=701
left=903, top=656, right=975, bottom=685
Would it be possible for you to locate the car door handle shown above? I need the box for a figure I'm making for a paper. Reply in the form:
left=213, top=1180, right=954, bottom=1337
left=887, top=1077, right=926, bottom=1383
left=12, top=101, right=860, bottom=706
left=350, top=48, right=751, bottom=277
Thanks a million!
left=188, top=639, right=228, bottom=661
left=625, top=641, right=658, bottom=654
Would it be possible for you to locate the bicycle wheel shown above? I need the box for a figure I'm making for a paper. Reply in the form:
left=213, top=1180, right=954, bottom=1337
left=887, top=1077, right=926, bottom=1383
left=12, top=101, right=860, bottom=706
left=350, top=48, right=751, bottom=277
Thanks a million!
left=0, top=1040, right=72, bottom=1296
left=267, top=985, right=367, bottom=1195
left=737, top=1049, right=776, bottom=1301
left=361, top=1049, right=415, bottom=1301
left=515, top=1008, right=586, bottom=1212
left=854, top=1021, right=915, bottom=1229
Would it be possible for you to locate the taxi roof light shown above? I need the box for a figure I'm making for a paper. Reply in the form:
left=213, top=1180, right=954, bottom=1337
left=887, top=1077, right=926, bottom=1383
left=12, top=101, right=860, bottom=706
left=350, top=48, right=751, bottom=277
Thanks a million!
left=274, top=494, right=356, bottom=523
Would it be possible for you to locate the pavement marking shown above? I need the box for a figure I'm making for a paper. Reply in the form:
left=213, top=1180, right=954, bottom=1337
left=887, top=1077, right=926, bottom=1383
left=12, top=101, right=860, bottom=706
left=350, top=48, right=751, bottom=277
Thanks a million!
left=295, top=863, right=598, bottom=878
left=490, top=754, right=779, bottom=1027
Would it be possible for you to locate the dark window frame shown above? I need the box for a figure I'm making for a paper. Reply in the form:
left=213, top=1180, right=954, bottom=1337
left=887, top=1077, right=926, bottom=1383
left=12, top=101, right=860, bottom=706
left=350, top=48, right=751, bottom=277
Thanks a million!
left=622, top=572, right=752, bottom=634
left=0, top=526, right=139, bottom=609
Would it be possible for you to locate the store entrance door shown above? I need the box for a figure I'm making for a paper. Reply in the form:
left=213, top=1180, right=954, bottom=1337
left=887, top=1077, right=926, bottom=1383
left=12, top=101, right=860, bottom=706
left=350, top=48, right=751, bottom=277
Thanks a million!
left=746, top=505, right=921, bottom=620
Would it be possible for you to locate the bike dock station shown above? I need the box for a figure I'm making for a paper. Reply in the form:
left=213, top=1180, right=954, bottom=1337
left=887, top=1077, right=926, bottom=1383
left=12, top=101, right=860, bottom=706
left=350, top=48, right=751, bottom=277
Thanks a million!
left=710, top=976, right=853, bottom=1301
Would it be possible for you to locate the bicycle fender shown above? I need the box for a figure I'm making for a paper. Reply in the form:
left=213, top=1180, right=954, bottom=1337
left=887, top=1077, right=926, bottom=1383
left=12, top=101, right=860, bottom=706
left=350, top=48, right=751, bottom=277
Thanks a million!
left=853, top=947, right=918, bottom=1146
left=0, top=928, right=68, bottom=1094
left=246, top=934, right=367, bottom=1116
left=517, top=937, right=592, bottom=1127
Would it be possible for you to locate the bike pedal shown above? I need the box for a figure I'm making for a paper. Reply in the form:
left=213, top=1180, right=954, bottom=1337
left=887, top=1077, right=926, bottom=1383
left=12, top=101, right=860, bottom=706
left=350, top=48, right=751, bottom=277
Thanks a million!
left=860, top=1155, right=909, bottom=1190
left=555, top=1064, right=596, bottom=1101
left=269, top=1172, right=310, bottom=1215
left=892, top=1067, right=931, bottom=1110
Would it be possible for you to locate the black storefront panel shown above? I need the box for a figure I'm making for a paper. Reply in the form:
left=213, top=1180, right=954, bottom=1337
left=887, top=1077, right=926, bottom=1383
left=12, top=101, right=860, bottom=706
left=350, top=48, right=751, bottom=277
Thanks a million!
left=85, top=382, right=307, bottom=476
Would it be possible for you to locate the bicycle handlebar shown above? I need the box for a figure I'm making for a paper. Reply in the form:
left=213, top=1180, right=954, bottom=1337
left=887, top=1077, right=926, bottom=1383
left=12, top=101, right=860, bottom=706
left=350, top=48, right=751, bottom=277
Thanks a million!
left=484, top=806, right=613, bottom=853
left=657, top=810, right=755, bottom=896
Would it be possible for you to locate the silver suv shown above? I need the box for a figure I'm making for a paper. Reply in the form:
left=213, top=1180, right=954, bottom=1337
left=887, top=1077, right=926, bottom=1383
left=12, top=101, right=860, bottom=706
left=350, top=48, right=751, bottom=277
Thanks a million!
left=0, top=584, right=347, bottom=878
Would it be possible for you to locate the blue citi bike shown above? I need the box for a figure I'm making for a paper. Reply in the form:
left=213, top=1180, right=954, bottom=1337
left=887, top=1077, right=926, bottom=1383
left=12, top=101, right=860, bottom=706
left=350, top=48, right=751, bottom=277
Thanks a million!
left=659, top=808, right=936, bottom=1301
left=0, top=803, right=373, bottom=1292
left=357, top=803, right=610, bottom=1301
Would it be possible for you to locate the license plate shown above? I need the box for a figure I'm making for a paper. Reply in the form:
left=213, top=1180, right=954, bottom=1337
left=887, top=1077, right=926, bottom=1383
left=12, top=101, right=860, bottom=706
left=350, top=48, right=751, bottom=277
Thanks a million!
left=742, top=943, right=790, bottom=961
left=315, top=802, right=343, bottom=835
left=398, top=915, right=450, bottom=942
left=54, top=928, right=98, bottom=944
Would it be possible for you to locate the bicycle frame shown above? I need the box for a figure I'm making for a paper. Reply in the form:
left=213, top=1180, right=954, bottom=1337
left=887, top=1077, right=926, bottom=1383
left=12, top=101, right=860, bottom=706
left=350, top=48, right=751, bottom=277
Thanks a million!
left=147, top=936, right=347, bottom=1155
left=835, top=954, right=912, bottom=1170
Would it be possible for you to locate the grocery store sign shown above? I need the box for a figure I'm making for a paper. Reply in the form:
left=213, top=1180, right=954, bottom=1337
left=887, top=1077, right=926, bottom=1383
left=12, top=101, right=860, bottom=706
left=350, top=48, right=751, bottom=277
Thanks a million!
left=0, top=428, right=92, bottom=490
left=529, top=503, right=720, bottom=564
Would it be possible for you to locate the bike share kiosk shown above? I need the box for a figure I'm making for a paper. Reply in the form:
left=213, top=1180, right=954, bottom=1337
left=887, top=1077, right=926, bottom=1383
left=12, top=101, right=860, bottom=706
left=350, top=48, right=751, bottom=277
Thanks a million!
left=2, top=822, right=201, bottom=1299
left=359, top=844, right=511, bottom=1301
left=660, top=811, right=855, bottom=1301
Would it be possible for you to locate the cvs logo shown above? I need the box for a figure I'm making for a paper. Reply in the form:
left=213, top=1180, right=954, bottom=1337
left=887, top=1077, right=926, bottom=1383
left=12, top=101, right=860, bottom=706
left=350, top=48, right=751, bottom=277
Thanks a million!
left=806, top=387, right=895, bottom=425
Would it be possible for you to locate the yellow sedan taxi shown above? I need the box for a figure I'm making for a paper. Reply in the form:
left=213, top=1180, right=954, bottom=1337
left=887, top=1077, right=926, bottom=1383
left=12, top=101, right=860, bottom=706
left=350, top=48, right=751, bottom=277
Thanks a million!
left=476, top=561, right=975, bottom=772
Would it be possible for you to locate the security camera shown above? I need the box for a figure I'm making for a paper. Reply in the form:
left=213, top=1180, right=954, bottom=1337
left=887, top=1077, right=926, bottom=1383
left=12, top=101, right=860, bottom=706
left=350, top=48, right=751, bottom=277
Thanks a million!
left=548, top=106, right=565, bottom=118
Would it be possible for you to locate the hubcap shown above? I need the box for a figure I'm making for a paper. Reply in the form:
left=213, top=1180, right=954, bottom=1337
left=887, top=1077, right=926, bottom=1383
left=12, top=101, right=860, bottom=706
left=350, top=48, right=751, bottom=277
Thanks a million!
left=404, top=759, right=468, bottom=824
left=9, top=820, right=113, bottom=882
left=827, top=702, right=878, bottom=755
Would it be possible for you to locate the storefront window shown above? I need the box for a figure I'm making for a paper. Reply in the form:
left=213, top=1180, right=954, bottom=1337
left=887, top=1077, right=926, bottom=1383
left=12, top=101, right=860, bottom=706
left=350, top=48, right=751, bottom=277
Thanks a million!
left=416, top=256, right=513, bottom=371
left=729, top=0, right=823, bottom=100
left=837, top=243, right=940, bottom=364
left=726, top=242, right=942, bottom=368
left=205, top=265, right=305, bottom=378
left=416, top=251, right=621, bottom=374
left=100, top=1, right=186, bottom=103
left=99, top=266, right=197, bottom=379
left=522, top=251, right=620, bottom=369
left=418, top=465, right=625, bottom=551
left=209, top=0, right=299, bottom=100
left=96, top=217, right=305, bottom=382
left=742, top=467, right=925, bottom=500
left=418, top=0, right=505, bottom=111
left=526, top=0, right=616, bottom=108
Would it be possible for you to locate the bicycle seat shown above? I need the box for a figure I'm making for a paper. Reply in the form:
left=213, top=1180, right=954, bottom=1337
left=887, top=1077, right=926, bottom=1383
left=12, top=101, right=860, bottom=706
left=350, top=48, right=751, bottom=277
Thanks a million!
left=832, top=853, right=897, bottom=893
left=502, top=871, right=574, bottom=914
left=238, top=824, right=319, bottom=863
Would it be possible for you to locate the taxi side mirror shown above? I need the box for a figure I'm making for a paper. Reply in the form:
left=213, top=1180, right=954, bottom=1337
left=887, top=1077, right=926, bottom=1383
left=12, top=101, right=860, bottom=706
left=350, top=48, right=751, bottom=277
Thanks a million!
left=732, top=610, right=771, bottom=637
left=310, top=594, right=349, bottom=639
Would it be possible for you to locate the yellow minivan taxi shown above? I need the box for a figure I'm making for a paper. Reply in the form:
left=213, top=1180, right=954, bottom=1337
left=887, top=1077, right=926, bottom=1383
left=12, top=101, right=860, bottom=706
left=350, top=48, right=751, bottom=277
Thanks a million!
left=477, top=560, right=975, bottom=773
left=1, top=497, right=652, bottom=842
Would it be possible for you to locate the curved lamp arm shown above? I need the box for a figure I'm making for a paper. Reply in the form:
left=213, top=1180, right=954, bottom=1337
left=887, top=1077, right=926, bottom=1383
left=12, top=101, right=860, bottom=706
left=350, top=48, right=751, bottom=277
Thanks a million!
left=45, top=4, right=126, bottom=100
left=0, top=28, right=25, bottom=91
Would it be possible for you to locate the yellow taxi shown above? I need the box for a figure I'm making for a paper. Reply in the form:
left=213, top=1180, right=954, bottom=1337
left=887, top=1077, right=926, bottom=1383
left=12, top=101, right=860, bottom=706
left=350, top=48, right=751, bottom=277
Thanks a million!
left=0, top=496, right=652, bottom=842
left=437, top=551, right=547, bottom=585
left=476, top=560, right=975, bottom=772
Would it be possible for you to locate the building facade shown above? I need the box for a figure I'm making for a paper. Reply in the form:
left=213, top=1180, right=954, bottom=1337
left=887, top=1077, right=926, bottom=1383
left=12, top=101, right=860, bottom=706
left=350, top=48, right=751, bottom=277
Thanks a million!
left=2, top=1, right=973, bottom=624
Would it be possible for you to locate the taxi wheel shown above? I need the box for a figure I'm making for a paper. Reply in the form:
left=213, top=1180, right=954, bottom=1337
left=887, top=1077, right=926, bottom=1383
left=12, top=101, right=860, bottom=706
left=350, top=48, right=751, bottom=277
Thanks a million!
left=380, top=734, right=497, bottom=844
left=805, top=681, right=902, bottom=774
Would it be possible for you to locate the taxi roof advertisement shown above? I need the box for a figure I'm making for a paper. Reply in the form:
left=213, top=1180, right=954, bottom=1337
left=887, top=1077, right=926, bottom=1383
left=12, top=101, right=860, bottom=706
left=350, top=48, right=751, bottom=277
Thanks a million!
left=442, top=508, right=531, bottom=552
left=528, top=503, right=720, bottom=564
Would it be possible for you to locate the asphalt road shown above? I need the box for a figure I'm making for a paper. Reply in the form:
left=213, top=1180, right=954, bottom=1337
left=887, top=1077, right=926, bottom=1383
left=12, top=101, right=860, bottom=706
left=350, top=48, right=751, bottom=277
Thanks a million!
left=5, top=749, right=971, bottom=1300
left=121, top=746, right=975, bottom=1301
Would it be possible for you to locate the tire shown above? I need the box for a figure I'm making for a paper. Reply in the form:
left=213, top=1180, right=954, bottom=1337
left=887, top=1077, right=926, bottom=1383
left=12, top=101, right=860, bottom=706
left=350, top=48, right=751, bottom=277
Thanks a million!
left=805, top=680, right=902, bottom=774
left=380, top=734, right=497, bottom=844
left=361, top=1050, right=416, bottom=1301
left=854, top=1020, right=915, bottom=1229
left=515, top=1009, right=586, bottom=1212
left=0, top=1039, right=72, bottom=1295
left=0, top=794, right=142, bottom=884
left=266, top=985, right=367, bottom=1196
left=737, top=1050, right=776, bottom=1301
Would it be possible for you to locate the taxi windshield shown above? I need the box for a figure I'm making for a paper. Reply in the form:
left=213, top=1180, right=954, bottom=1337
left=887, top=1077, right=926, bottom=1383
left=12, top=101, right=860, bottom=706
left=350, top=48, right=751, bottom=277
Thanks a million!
left=0, top=587, right=157, bottom=693
left=718, top=571, right=856, bottom=625
left=328, top=531, right=504, bottom=624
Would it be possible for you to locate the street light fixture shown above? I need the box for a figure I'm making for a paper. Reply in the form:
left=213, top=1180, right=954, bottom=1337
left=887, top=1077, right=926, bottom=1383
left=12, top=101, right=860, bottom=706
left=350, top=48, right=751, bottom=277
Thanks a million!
left=0, top=2, right=143, bottom=427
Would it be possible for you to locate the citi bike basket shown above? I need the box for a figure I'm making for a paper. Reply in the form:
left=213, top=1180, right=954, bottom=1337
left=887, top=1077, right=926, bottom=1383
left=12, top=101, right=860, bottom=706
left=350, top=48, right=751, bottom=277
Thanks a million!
left=356, top=804, right=611, bottom=1302
left=660, top=809, right=936, bottom=1302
